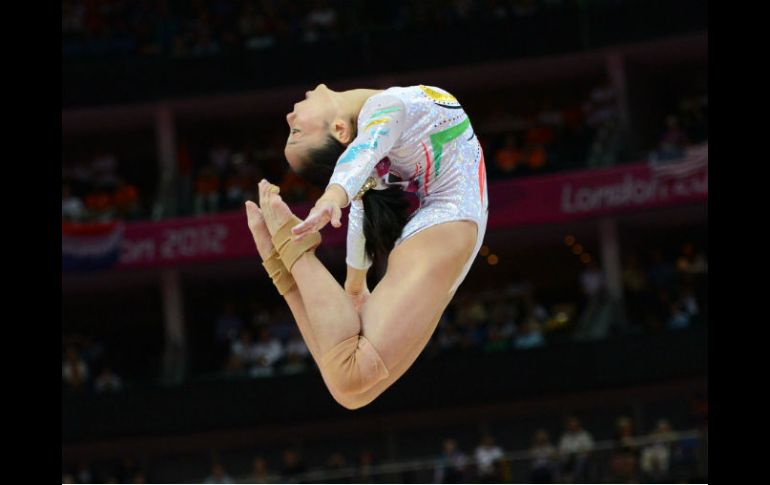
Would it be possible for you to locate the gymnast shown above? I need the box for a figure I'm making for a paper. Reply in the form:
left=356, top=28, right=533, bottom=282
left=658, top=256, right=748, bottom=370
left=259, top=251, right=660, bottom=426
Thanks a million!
left=245, top=83, right=488, bottom=409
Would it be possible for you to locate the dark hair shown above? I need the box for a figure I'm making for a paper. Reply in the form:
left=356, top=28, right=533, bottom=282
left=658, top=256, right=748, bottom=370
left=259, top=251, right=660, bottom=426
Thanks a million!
left=297, top=134, right=411, bottom=263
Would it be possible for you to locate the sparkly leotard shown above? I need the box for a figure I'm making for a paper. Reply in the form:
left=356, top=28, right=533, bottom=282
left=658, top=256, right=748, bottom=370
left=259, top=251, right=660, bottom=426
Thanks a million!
left=327, top=85, right=489, bottom=294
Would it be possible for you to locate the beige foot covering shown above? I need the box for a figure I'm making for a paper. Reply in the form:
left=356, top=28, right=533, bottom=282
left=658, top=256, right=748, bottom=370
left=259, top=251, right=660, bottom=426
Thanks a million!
left=319, top=335, right=391, bottom=396
left=271, top=216, right=322, bottom=271
left=262, top=248, right=296, bottom=295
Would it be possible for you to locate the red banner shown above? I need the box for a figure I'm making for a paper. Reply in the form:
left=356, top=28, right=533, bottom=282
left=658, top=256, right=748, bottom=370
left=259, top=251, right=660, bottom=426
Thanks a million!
left=487, top=144, right=707, bottom=229
left=117, top=200, right=351, bottom=269
left=67, top=145, right=706, bottom=271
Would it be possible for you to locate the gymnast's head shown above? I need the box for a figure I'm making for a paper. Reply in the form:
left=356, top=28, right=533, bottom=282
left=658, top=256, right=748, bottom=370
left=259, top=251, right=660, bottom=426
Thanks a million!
left=284, top=83, right=356, bottom=188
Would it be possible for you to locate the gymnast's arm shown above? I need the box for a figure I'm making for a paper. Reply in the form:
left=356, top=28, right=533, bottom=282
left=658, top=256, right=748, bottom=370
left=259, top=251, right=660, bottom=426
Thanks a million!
left=292, top=94, right=407, bottom=237
left=325, top=94, right=407, bottom=207
left=344, top=199, right=371, bottom=309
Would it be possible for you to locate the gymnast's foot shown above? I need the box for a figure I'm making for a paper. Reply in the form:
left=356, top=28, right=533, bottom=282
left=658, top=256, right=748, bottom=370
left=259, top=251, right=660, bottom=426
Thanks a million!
left=244, top=200, right=273, bottom=261
left=258, top=179, right=297, bottom=237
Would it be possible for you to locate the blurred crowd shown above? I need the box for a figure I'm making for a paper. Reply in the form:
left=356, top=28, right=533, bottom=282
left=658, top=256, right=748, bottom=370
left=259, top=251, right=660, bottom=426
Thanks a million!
left=61, top=80, right=707, bottom=225
left=61, top=238, right=706, bottom=391
left=63, top=0, right=591, bottom=60
left=209, top=239, right=706, bottom=380
left=61, top=151, right=142, bottom=223
left=62, top=409, right=708, bottom=483
left=62, top=334, right=123, bottom=395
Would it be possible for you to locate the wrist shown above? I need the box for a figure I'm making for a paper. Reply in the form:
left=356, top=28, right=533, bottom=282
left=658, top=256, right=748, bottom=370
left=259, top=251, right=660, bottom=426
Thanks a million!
left=322, top=184, right=349, bottom=208
left=345, top=266, right=368, bottom=293
left=345, top=284, right=365, bottom=295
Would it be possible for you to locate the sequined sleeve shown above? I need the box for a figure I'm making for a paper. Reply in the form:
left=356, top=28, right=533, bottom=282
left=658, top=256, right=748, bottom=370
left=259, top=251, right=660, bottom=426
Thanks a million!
left=346, top=199, right=371, bottom=270
left=327, top=94, right=407, bottom=206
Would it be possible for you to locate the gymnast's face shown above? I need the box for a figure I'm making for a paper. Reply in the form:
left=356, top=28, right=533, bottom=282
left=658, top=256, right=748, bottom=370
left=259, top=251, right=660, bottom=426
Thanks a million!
left=284, top=83, right=339, bottom=171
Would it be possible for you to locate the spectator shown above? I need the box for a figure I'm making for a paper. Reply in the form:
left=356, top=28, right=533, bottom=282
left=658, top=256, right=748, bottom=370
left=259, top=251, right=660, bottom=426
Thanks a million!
left=357, top=450, right=376, bottom=483
left=85, top=190, right=116, bottom=222
left=584, top=84, right=618, bottom=128
left=326, top=452, right=350, bottom=483
left=437, top=322, right=462, bottom=352
left=676, top=243, right=708, bottom=276
left=483, top=318, right=511, bottom=353
left=282, top=328, right=310, bottom=375
left=223, top=174, right=246, bottom=210
left=609, top=416, right=640, bottom=483
left=62, top=345, right=90, bottom=392
left=250, top=456, right=273, bottom=483
left=640, top=419, right=674, bottom=483
left=250, top=326, right=285, bottom=377
left=668, top=301, right=691, bottom=330
left=227, top=329, right=258, bottom=374
left=658, top=115, right=689, bottom=160
left=513, top=319, right=545, bottom=350
left=524, top=143, right=547, bottom=172
left=194, top=166, right=221, bottom=215
left=474, top=434, right=505, bottom=483
left=675, top=284, right=701, bottom=323
left=204, top=462, right=234, bottom=484
left=529, top=429, right=558, bottom=483
left=580, top=261, right=605, bottom=300
left=647, top=249, right=677, bottom=290
left=113, top=181, right=140, bottom=220
left=215, top=303, right=244, bottom=348
left=304, top=0, right=339, bottom=42
left=434, top=438, right=469, bottom=483
left=558, top=416, right=594, bottom=482
left=94, top=367, right=124, bottom=393
left=209, top=143, right=232, bottom=173
left=493, top=134, right=522, bottom=176
left=280, top=449, right=307, bottom=482
left=62, top=184, right=86, bottom=222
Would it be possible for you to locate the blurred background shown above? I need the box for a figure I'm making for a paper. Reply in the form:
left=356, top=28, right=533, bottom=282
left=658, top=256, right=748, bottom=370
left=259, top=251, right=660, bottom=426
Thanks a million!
left=61, top=0, right=707, bottom=483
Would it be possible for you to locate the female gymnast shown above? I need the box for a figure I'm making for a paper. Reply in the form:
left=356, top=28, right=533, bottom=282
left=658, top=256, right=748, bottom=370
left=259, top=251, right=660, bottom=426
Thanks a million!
left=245, top=83, right=488, bottom=409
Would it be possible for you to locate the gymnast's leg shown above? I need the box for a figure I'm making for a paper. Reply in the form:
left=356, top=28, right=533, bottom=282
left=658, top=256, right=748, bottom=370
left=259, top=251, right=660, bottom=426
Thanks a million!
left=245, top=201, right=324, bottom=361
left=247, top=199, right=439, bottom=409
left=257, top=181, right=477, bottom=408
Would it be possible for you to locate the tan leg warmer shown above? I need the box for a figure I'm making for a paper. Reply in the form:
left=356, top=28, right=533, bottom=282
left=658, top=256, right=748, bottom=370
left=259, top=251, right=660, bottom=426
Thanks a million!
left=271, top=216, right=322, bottom=271
left=262, top=248, right=295, bottom=295
left=319, top=335, right=390, bottom=396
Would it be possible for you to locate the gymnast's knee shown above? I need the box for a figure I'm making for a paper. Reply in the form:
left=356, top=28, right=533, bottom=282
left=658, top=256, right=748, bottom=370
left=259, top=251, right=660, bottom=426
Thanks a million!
left=319, top=334, right=390, bottom=399
left=329, top=389, right=377, bottom=411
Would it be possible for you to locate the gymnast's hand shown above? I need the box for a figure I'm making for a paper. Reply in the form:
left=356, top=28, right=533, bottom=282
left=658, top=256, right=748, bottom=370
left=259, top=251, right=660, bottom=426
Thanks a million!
left=291, top=185, right=347, bottom=241
left=347, top=285, right=370, bottom=314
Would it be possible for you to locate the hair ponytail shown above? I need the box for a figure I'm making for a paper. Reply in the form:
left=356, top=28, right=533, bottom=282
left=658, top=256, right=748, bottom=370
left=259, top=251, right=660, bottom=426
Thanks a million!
left=361, top=187, right=411, bottom=264
left=298, top=134, right=411, bottom=264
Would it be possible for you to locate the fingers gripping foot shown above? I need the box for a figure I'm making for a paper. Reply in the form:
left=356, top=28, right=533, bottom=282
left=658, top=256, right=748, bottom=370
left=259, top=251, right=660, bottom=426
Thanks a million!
left=258, top=179, right=322, bottom=272
left=245, top=200, right=273, bottom=260
left=258, top=180, right=295, bottom=236
left=245, top=198, right=296, bottom=295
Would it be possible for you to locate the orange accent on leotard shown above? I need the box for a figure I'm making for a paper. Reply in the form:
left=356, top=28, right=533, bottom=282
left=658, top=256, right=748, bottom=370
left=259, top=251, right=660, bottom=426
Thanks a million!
left=421, top=141, right=431, bottom=195
left=478, top=149, right=486, bottom=204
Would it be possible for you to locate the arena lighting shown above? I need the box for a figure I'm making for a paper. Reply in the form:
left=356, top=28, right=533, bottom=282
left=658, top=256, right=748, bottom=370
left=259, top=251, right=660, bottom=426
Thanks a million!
left=580, top=253, right=591, bottom=264
left=479, top=245, right=490, bottom=257
left=572, top=244, right=583, bottom=255
left=564, top=235, right=575, bottom=246
left=487, top=254, right=499, bottom=265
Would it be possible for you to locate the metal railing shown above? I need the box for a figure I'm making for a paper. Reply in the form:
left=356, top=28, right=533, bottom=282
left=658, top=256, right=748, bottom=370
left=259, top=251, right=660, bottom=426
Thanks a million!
left=234, top=429, right=705, bottom=483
